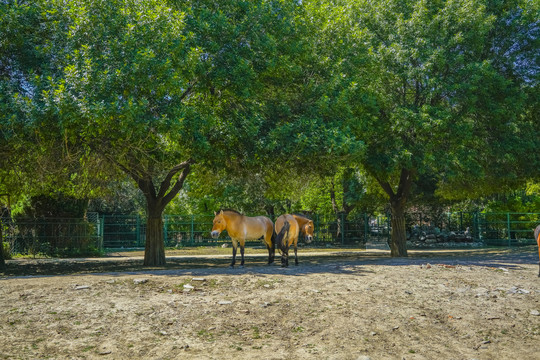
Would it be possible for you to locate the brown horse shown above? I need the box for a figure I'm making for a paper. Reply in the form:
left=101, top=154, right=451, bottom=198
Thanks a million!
left=275, top=213, right=316, bottom=267
left=211, top=210, right=275, bottom=268
left=535, top=225, right=540, bottom=277
left=275, top=214, right=300, bottom=267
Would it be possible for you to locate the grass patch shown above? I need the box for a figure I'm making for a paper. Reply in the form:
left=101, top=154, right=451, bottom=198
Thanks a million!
left=197, top=329, right=215, bottom=342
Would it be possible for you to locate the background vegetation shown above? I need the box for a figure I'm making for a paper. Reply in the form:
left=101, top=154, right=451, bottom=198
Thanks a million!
left=1, top=0, right=538, bottom=265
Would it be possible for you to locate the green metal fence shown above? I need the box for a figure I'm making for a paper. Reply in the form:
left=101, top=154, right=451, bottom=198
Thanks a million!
left=1, top=214, right=102, bottom=256
left=477, top=212, right=539, bottom=246
left=1, top=212, right=538, bottom=256
left=101, top=213, right=384, bottom=248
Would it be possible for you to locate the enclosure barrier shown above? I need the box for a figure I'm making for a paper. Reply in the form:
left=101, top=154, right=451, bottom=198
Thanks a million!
left=0, top=214, right=102, bottom=257
left=0, top=212, right=538, bottom=256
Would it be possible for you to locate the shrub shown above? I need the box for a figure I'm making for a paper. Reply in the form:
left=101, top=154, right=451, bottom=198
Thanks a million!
left=2, top=241, right=11, bottom=260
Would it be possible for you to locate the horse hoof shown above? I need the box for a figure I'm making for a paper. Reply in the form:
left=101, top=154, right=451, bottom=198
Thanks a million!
left=239, top=265, right=244, bottom=269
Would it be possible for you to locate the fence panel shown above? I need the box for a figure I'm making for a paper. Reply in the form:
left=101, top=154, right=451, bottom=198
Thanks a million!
left=478, top=213, right=539, bottom=246
left=164, top=214, right=231, bottom=247
left=102, top=215, right=143, bottom=248
left=1, top=217, right=102, bottom=256
left=2, top=212, right=537, bottom=254
left=404, top=212, right=477, bottom=246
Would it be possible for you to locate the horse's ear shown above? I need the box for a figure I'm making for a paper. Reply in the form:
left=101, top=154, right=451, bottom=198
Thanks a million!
left=214, top=211, right=217, bottom=216
left=220, top=210, right=224, bottom=215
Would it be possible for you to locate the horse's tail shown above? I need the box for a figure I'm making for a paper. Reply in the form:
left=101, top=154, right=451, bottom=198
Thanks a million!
left=276, top=221, right=290, bottom=252
left=271, top=228, right=276, bottom=250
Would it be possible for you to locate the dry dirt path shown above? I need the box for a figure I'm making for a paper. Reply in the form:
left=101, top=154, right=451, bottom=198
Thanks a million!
left=1, top=247, right=539, bottom=359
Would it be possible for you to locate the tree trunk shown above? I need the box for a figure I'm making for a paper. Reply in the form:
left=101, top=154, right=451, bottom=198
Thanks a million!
left=113, top=159, right=192, bottom=267
left=144, top=214, right=166, bottom=266
left=390, top=200, right=408, bottom=257
left=372, top=168, right=415, bottom=258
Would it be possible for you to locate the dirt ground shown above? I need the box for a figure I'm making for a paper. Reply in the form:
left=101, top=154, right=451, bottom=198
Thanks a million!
left=1, top=246, right=539, bottom=360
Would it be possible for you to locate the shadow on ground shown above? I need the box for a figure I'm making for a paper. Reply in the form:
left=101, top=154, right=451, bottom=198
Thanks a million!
left=1, top=246, right=538, bottom=278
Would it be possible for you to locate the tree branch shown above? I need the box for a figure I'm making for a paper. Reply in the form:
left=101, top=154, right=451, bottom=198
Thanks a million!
left=179, top=83, right=195, bottom=102
left=157, top=159, right=195, bottom=199
left=373, top=173, right=395, bottom=198
left=395, top=167, right=416, bottom=204
left=161, top=160, right=194, bottom=206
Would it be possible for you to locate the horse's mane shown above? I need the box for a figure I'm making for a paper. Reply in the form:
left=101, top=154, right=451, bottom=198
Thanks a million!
left=292, top=213, right=312, bottom=220
left=218, top=209, right=243, bottom=215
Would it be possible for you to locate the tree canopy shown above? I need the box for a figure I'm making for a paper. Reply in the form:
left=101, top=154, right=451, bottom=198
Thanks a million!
left=297, top=0, right=539, bottom=255
left=0, top=0, right=537, bottom=262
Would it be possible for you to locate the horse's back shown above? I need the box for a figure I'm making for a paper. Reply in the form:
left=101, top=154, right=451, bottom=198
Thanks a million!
left=243, top=215, right=273, bottom=239
left=275, top=214, right=299, bottom=237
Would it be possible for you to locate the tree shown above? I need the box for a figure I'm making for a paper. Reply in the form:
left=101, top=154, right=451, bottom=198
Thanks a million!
left=301, top=0, right=538, bottom=256
left=6, top=0, right=304, bottom=265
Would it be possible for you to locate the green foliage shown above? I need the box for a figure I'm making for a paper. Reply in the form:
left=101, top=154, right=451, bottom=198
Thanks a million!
left=2, top=241, right=11, bottom=260
left=302, top=0, right=538, bottom=198
left=480, top=190, right=540, bottom=213
left=1, top=0, right=537, bottom=229
left=87, top=179, right=146, bottom=216
left=12, top=194, right=88, bottom=219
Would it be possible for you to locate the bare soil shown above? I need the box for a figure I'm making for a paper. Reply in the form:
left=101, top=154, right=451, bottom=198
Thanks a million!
left=1, top=246, right=539, bottom=360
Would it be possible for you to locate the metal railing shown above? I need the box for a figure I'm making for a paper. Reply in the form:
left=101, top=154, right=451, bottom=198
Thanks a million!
left=1, top=212, right=538, bottom=256
left=477, top=212, right=539, bottom=246
left=1, top=216, right=102, bottom=257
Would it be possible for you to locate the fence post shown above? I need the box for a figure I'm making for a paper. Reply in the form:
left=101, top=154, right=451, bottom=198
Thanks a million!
left=387, top=214, right=392, bottom=245
left=315, top=214, right=320, bottom=244
left=191, top=215, right=195, bottom=245
left=97, top=215, right=103, bottom=251
left=473, top=211, right=476, bottom=240
left=364, top=213, right=369, bottom=244
left=164, top=215, right=168, bottom=247
left=136, top=215, right=141, bottom=247
left=377, top=215, right=384, bottom=241
left=341, top=212, right=345, bottom=245
left=507, top=213, right=511, bottom=247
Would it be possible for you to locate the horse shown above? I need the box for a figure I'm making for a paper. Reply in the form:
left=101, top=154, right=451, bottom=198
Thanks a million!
left=535, top=225, right=540, bottom=277
left=275, top=213, right=316, bottom=267
left=275, top=214, right=299, bottom=267
left=211, top=209, right=275, bottom=268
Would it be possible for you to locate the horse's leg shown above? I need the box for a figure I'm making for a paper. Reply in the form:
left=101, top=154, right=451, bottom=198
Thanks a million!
left=294, top=238, right=299, bottom=266
left=281, top=239, right=290, bottom=267
left=281, top=249, right=288, bottom=267
left=239, top=240, right=245, bottom=268
left=266, top=243, right=274, bottom=265
left=280, top=239, right=288, bottom=267
left=266, top=232, right=275, bottom=265
left=230, top=239, right=238, bottom=268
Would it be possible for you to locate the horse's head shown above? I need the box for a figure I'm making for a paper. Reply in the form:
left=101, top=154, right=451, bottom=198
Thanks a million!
left=211, top=210, right=226, bottom=239
left=302, top=220, right=314, bottom=243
